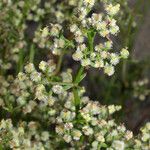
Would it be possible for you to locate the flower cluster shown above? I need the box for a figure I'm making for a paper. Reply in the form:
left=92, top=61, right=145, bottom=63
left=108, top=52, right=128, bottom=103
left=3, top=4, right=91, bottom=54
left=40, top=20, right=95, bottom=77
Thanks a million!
left=71, top=1, right=129, bottom=75
left=133, top=122, right=150, bottom=150
left=0, top=60, right=149, bottom=149
left=0, top=0, right=40, bottom=71
left=49, top=0, right=129, bottom=76
left=0, top=119, right=54, bottom=149
left=133, top=78, right=150, bottom=101
left=0, top=0, right=57, bottom=73
left=55, top=96, right=132, bottom=149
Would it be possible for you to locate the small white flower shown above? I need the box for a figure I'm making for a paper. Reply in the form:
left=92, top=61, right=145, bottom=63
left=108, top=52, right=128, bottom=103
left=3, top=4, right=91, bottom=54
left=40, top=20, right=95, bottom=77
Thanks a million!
left=41, top=27, right=49, bottom=38
left=81, top=58, right=91, bottom=66
left=105, top=4, right=120, bottom=16
left=82, top=126, right=94, bottom=135
left=52, top=85, right=63, bottom=95
left=104, top=64, right=115, bottom=76
left=41, top=131, right=49, bottom=141
left=83, top=0, right=95, bottom=7
left=92, top=141, right=99, bottom=148
left=72, top=129, right=82, bottom=140
left=112, top=140, right=125, bottom=150
left=72, top=50, right=83, bottom=61
left=39, top=61, right=47, bottom=71
left=125, top=130, right=133, bottom=140
left=25, top=63, right=35, bottom=73
left=110, top=53, right=120, bottom=65
left=70, top=24, right=78, bottom=33
left=120, top=48, right=129, bottom=59
left=63, top=134, right=72, bottom=143
left=108, top=105, right=116, bottom=114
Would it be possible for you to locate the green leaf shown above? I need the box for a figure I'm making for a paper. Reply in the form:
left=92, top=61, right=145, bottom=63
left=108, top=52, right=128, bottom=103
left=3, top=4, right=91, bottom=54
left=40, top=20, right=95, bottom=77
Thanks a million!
left=77, top=73, right=87, bottom=84
left=64, top=85, right=74, bottom=90
left=99, top=143, right=107, bottom=148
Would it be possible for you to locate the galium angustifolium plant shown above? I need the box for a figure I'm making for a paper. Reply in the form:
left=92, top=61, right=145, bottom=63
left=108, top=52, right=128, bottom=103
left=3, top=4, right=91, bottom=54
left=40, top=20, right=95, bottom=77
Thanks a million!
left=0, top=0, right=150, bottom=150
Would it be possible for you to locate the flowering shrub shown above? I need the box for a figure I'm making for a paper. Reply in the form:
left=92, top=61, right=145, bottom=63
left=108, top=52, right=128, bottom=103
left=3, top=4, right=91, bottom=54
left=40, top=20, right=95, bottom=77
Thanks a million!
left=0, top=0, right=150, bottom=150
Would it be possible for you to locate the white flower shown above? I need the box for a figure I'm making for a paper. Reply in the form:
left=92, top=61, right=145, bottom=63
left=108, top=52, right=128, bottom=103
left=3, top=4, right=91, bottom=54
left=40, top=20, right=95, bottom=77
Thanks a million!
left=96, top=134, right=105, bottom=142
left=94, top=60, right=104, bottom=68
left=101, top=51, right=108, bottom=59
left=41, top=27, right=49, bottom=38
left=108, top=105, right=116, bottom=114
left=142, top=133, right=150, bottom=142
left=41, top=131, right=49, bottom=141
left=82, top=126, right=94, bottom=135
left=112, top=140, right=125, bottom=150
left=30, top=71, right=41, bottom=82
left=25, top=63, right=35, bottom=73
left=64, top=123, right=73, bottom=130
left=60, top=110, right=75, bottom=121
left=56, top=125, right=65, bottom=135
left=125, top=131, right=133, bottom=140
left=105, top=4, right=120, bottom=16
left=50, top=24, right=62, bottom=37
left=92, top=141, right=99, bottom=148
left=81, top=58, right=91, bottom=66
left=121, top=48, right=129, bottom=59
left=104, top=65, right=115, bottom=76
left=63, top=134, right=72, bottom=143
left=48, top=96, right=55, bottom=106
left=72, top=50, right=83, bottom=61
left=75, top=36, right=84, bottom=43
left=110, top=53, right=120, bottom=65
left=54, top=38, right=65, bottom=48
left=72, top=129, right=82, bottom=140
left=39, top=61, right=47, bottom=71
left=70, top=24, right=78, bottom=33
left=83, top=0, right=95, bottom=7
left=52, top=85, right=63, bottom=95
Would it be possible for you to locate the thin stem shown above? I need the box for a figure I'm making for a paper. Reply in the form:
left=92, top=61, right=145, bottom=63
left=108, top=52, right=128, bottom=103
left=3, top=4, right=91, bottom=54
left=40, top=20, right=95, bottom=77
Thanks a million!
left=17, top=48, right=24, bottom=74
left=52, top=51, right=64, bottom=76
left=74, top=66, right=84, bottom=83
left=73, top=88, right=80, bottom=111
left=73, top=66, right=84, bottom=110
left=29, top=44, right=35, bottom=63
left=49, top=81, right=76, bottom=87
left=87, top=30, right=96, bottom=52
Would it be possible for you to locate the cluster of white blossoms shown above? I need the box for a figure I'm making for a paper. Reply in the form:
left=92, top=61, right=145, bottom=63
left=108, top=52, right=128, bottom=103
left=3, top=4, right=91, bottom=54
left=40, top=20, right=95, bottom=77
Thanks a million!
left=0, top=119, right=51, bottom=149
left=30, top=0, right=130, bottom=76
left=0, top=0, right=55, bottom=72
left=69, top=0, right=129, bottom=76
left=55, top=96, right=128, bottom=148
left=0, top=119, right=149, bottom=150
left=133, top=122, right=150, bottom=150
left=33, top=27, right=51, bottom=49
left=0, top=60, right=150, bottom=149
left=133, top=78, right=150, bottom=101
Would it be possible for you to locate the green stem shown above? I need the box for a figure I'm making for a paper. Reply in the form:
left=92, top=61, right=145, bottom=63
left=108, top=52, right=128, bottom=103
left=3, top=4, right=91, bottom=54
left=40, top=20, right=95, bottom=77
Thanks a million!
left=73, top=88, right=80, bottom=110
left=52, top=51, right=64, bottom=76
left=73, top=66, right=84, bottom=110
left=17, top=48, right=24, bottom=74
left=29, top=44, right=35, bottom=63
left=74, top=66, right=84, bottom=83
left=87, top=30, right=96, bottom=52
left=49, top=81, right=76, bottom=87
